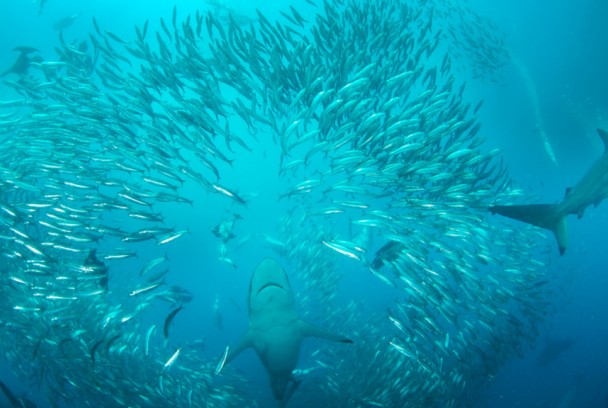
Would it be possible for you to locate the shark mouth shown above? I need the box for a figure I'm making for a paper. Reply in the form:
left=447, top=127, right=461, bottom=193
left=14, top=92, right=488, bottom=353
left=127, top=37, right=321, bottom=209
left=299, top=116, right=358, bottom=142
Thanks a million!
left=257, top=282, right=284, bottom=294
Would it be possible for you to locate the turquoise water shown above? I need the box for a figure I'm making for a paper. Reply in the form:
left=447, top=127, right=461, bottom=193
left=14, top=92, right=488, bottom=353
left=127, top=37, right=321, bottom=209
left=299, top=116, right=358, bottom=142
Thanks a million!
left=0, top=1, right=606, bottom=407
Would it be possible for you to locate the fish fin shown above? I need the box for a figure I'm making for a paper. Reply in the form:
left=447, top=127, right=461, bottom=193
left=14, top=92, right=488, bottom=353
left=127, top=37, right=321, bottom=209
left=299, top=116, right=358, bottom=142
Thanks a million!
left=298, top=320, right=353, bottom=343
left=489, top=204, right=559, bottom=229
left=565, top=187, right=572, bottom=198
left=225, top=329, right=253, bottom=365
left=597, top=128, right=608, bottom=152
left=553, top=215, right=568, bottom=255
left=490, top=204, right=567, bottom=255
left=280, top=376, right=301, bottom=408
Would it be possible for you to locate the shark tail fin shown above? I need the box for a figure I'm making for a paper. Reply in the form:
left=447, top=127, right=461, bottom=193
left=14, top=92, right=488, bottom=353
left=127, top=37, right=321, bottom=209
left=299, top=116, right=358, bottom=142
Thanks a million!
left=298, top=320, right=353, bottom=343
left=490, top=204, right=568, bottom=255
left=279, top=376, right=301, bottom=408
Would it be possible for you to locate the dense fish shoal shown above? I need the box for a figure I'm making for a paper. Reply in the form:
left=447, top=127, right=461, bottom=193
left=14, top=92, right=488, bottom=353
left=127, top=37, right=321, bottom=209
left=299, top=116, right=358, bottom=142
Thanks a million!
left=0, top=0, right=554, bottom=406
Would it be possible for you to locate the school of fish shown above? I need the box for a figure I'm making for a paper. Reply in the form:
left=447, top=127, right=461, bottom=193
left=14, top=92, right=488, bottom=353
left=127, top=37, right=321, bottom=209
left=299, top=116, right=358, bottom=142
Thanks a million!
left=0, top=0, right=556, bottom=406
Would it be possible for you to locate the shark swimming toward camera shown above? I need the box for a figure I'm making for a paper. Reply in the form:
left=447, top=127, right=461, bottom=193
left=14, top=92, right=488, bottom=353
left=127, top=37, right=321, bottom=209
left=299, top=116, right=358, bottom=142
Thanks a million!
left=223, top=258, right=353, bottom=406
left=490, top=128, right=608, bottom=255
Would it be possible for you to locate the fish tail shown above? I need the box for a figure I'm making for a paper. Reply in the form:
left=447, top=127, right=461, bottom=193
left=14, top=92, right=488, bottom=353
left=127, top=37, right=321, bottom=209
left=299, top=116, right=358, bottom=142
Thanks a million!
left=490, top=204, right=567, bottom=254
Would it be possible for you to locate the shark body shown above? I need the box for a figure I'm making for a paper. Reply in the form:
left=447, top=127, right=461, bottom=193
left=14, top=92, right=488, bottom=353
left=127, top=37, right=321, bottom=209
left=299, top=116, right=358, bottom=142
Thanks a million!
left=225, top=258, right=352, bottom=406
left=490, top=129, right=608, bottom=254
left=1, top=47, right=40, bottom=78
left=537, top=337, right=575, bottom=367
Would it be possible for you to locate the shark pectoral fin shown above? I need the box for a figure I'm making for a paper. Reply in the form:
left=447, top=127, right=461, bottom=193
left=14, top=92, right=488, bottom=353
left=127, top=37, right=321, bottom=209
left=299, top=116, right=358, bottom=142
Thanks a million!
left=225, top=330, right=253, bottom=365
left=489, top=204, right=568, bottom=255
left=298, top=320, right=353, bottom=343
left=489, top=204, right=558, bottom=229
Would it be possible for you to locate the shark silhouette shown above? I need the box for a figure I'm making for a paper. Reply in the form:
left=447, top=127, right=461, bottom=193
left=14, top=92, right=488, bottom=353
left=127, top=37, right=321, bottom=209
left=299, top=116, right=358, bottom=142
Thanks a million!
left=225, top=258, right=353, bottom=406
left=490, top=128, right=608, bottom=254
left=1, top=47, right=40, bottom=78
left=0, top=380, right=37, bottom=408
left=537, top=337, right=575, bottom=367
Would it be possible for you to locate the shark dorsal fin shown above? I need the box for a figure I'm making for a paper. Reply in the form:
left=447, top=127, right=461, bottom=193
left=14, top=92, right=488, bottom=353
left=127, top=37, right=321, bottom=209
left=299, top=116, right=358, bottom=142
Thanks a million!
left=597, top=128, right=608, bottom=152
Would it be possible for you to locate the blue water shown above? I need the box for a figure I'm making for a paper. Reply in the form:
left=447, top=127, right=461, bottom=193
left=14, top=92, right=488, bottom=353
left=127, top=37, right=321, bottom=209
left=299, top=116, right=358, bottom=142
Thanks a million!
left=465, top=1, right=608, bottom=406
left=1, top=0, right=607, bottom=407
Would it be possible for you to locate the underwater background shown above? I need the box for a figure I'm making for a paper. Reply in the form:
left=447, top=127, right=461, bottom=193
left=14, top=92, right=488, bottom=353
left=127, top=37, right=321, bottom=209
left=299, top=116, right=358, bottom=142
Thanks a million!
left=0, top=0, right=607, bottom=407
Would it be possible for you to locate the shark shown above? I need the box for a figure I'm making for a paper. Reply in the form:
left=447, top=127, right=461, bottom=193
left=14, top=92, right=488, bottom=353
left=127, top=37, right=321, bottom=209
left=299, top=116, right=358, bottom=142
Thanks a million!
left=490, top=128, right=608, bottom=255
left=1, top=47, right=40, bottom=78
left=224, top=258, right=353, bottom=406
left=537, top=337, right=575, bottom=367
left=0, top=380, right=37, bottom=408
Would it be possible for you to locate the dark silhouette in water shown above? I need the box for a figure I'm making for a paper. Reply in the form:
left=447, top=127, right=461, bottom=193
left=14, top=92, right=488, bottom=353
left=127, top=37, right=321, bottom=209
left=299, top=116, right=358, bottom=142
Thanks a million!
left=84, top=249, right=109, bottom=291
left=371, top=240, right=403, bottom=269
left=37, top=0, right=48, bottom=15
left=212, top=213, right=242, bottom=268
left=211, top=213, right=242, bottom=244
left=53, top=34, right=99, bottom=77
left=537, top=337, right=575, bottom=367
left=0, top=380, right=38, bottom=408
left=1, top=47, right=41, bottom=77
